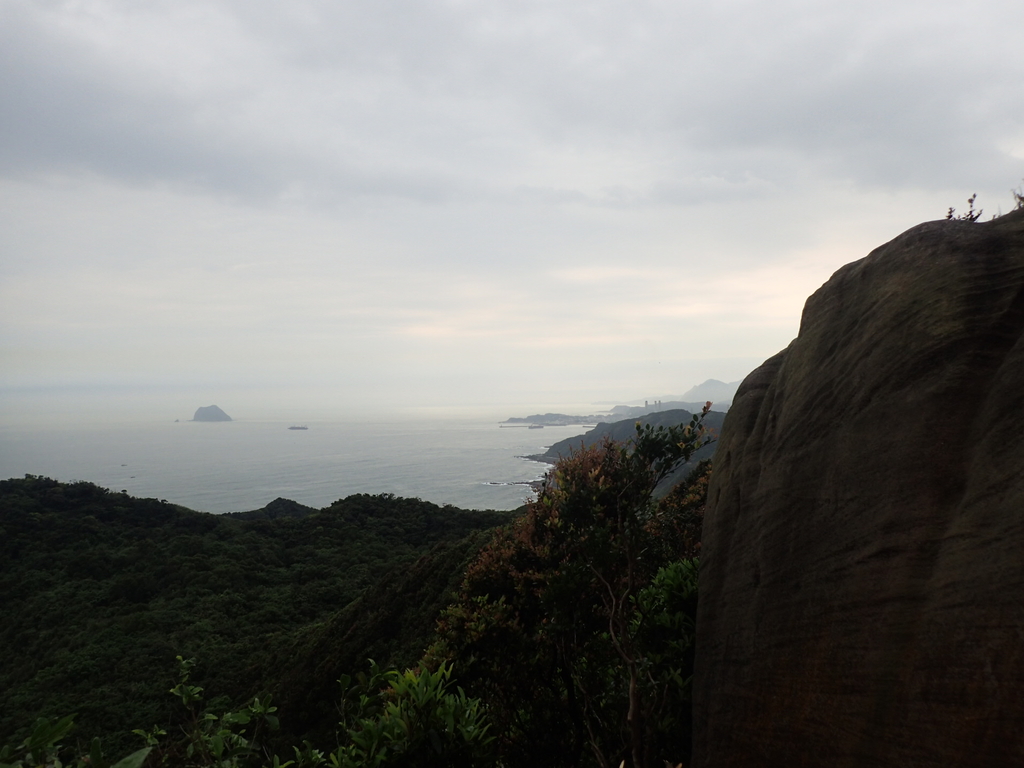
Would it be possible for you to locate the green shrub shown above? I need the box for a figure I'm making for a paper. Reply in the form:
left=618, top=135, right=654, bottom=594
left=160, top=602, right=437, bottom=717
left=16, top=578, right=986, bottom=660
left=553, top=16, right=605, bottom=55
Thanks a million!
left=0, top=715, right=149, bottom=768
left=331, top=661, right=495, bottom=768
left=2, top=658, right=494, bottom=768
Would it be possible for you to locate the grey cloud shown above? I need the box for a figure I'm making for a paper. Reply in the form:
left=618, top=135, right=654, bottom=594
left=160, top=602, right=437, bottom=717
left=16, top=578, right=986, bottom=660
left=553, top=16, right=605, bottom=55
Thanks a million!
left=0, top=7, right=279, bottom=194
left=19, top=0, right=1024, bottom=416
left=653, top=5, right=1024, bottom=189
left=2, top=0, right=1023, bottom=209
left=0, top=2, right=489, bottom=203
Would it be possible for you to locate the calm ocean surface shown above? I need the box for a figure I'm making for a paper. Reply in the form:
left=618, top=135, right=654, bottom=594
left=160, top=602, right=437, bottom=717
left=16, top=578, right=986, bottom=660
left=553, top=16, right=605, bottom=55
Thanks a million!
left=0, top=418, right=592, bottom=513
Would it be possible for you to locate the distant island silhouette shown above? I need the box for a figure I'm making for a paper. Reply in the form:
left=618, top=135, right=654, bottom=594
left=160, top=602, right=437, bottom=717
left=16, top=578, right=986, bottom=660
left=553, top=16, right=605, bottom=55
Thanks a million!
left=193, top=405, right=232, bottom=422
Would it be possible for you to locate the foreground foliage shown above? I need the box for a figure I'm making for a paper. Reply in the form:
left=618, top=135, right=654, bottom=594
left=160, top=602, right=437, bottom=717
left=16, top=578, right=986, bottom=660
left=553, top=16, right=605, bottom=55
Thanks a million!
left=429, top=410, right=713, bottom=767
left=1, top=656, right=494, bottom=768
left=0, top=715, right=149, bottom=768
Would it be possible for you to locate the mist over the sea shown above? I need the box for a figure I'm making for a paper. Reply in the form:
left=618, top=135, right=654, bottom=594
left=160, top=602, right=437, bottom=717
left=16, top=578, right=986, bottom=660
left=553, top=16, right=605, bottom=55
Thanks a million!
left=0, top=397, right=598, bottom=512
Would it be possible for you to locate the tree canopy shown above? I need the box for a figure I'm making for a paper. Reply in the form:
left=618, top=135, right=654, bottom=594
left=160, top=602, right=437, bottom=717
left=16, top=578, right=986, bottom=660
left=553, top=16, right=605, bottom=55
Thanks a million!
left=430, top=411, right=713, bottom=767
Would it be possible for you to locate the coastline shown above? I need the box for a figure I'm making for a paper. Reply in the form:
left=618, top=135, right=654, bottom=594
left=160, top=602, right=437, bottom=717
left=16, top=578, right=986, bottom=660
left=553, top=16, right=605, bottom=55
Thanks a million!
left=0, top=418, right=587, bottom=514
left=517, top=452, right=556, bottom=465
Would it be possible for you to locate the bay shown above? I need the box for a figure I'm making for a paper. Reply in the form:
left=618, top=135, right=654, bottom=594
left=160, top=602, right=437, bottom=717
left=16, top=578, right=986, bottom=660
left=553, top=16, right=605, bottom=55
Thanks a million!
left=0, top=418, right=591, bottom=513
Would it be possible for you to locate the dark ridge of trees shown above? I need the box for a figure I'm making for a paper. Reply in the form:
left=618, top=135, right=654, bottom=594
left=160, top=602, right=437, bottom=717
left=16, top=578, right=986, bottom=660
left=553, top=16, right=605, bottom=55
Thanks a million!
left=0, top=476, right=509, bottom=756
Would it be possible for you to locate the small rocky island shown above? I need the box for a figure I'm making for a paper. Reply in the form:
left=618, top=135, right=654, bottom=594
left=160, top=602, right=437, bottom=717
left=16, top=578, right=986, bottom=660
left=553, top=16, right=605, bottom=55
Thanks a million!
left=193, top=405, right=232, bottom=422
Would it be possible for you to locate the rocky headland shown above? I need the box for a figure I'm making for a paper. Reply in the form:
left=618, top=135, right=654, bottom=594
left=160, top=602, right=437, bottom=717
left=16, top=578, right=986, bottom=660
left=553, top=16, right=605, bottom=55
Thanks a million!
left=525, top=408, right=726, bottom=465
left=520, top=408, right=726, bottom=496
left=693, top=208, right=1024, bottom=766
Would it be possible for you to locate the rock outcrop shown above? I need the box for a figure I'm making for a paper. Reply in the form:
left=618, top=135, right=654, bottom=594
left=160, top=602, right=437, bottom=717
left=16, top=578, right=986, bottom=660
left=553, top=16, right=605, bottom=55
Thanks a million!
left=693, top=209, right=1024, bottom=767
left=192, top=405, right=232, bottom=422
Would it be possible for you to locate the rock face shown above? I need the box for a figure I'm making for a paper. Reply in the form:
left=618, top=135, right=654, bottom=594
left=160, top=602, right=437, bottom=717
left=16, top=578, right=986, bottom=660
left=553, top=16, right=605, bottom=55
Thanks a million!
left=693, top=209, right=1024, bottom=767
left=193, top=405, right=232, bottom=422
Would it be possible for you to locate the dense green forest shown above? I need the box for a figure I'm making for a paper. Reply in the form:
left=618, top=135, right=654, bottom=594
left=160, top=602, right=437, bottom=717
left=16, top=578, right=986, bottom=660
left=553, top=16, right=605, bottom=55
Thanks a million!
left=1, top=414, right=711, bottom=768
left=0, top=480, right=508, bottom=752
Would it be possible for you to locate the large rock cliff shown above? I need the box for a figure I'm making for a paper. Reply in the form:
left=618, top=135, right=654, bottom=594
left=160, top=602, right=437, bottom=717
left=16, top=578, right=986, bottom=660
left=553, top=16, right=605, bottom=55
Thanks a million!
left=693, top=208, right=1024, bottom=767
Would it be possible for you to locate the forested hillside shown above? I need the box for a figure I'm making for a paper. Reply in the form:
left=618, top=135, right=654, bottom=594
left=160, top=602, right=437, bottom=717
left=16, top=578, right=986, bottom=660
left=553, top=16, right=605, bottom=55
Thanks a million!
left=0, top=477, right=509, bottom=755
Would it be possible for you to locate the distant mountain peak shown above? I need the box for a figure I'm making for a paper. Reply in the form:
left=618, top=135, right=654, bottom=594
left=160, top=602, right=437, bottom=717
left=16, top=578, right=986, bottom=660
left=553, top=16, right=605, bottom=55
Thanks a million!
left=679, top=379, right=740, bottom=405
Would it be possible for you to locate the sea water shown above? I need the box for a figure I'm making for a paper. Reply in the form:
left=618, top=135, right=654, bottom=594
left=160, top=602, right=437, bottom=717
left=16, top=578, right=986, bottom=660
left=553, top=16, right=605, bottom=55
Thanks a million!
left=0, top=418, right=591, bottom=513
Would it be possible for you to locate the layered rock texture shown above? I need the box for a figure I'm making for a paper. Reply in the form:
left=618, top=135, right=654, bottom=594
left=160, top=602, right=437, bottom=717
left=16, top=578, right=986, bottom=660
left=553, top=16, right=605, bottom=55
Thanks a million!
left=694, top=209, right=1024, bottom=767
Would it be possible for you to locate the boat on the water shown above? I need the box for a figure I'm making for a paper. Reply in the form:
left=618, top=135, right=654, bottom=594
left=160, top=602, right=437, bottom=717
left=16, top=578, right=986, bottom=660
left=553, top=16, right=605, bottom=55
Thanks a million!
left=288, top=425, right=308, bottom=430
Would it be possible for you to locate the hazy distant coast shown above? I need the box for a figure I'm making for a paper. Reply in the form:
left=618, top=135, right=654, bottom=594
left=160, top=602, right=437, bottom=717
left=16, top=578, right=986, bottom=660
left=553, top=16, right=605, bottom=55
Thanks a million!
left=503, top=413, right=604, bottom=426
left=520, top=407, right=727, bottom=463
left=503, top=379, right=740, bottom=428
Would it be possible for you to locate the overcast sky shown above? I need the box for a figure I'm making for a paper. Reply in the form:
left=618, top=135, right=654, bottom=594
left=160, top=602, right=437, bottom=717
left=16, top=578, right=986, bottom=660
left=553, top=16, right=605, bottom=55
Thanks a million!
left=2, top=0, right=1023, bottom=422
